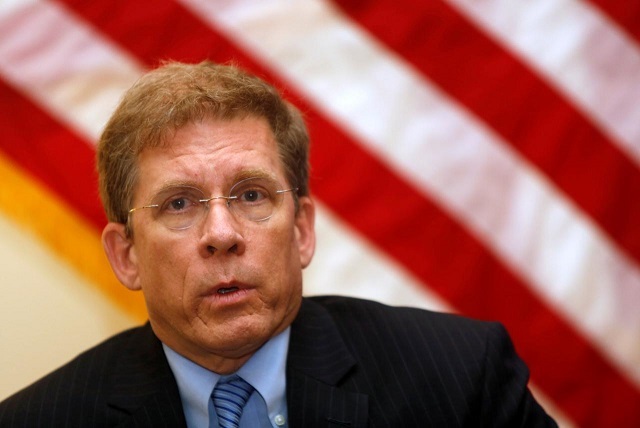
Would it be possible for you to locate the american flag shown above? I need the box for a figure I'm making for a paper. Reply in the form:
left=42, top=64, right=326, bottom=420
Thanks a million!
left=1, top=1, right=639, bottom=426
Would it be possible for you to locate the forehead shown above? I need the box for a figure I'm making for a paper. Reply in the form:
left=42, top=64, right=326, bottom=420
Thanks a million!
left=135, top=116, right=284, bottom=197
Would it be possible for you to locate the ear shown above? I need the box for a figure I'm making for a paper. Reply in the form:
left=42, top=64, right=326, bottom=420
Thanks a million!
left=102, top=222, right=141, bottom=291
left=294, top=196, right=316, bottom=269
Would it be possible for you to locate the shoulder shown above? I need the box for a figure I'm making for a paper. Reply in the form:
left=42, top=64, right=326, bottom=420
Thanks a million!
left=298, top=296, right=555, bottom=426
left=0, top=324, right=156, bottom=426
left=304, top=294, right=502, bottom=344
left=299, top=295, right=510, bottom=386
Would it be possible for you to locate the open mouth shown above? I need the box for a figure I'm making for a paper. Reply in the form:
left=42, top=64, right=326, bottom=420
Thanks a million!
left=217, top=286, right=239, bottom=295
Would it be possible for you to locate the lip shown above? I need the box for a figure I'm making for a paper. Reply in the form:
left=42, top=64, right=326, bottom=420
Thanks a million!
left=201, top=281, right=253, bottom=304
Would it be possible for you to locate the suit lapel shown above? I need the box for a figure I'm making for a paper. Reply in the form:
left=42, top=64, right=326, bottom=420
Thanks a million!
left=287, top=299, right=369, bottom=427
left=106, top=324, right=187, bottom=428
left=102, top=302, right=369, bottom=427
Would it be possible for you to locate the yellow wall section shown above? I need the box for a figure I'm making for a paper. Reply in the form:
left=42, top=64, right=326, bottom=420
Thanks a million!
left=0, top=151, right=152, bottom=398
left=0, top=151, right=147, bottom=322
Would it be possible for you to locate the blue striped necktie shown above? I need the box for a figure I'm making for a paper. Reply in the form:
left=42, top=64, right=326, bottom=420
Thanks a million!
left=212, top=376, right=254, bottom=428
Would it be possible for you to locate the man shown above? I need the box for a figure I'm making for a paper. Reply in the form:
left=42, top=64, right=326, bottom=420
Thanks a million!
left=0, top=61, right=557, bottom=427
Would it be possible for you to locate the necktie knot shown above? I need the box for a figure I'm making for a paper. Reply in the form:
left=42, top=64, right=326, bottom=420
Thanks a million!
left=212, top=376, right=254, bottom=428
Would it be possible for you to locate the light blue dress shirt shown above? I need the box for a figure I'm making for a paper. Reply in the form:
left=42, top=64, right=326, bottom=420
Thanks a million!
left=163, top=328, right=290, bottom=428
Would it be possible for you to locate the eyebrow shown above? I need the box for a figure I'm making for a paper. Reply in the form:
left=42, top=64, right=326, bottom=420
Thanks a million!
left=232, top=168, right=276, bottom=183
left=149, top=168, right=279, bottom=198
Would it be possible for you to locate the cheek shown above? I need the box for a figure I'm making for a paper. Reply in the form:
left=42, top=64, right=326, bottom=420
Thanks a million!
left=264, top=228, right=304, bottom=295
left=241, top=221, right=298, bottom=287
left=264, top=223, right=300, bottom=266
left=136, top=239, right=189, bottom=303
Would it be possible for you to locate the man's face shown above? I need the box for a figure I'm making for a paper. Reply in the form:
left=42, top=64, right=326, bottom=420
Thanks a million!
left=103, top=116, right=315, bottom=373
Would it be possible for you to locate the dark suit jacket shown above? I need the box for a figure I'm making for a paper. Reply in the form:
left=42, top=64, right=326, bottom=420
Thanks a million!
left=0, top=296, right=556, bottom=427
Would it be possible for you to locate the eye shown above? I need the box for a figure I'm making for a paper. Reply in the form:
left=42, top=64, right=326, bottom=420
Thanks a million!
left=230, top=177, right=278, bottom=205
left=166, top=197, right=192, bottom=211
left=156, top=188, right=204, bottom=214
left=239, top=188, right=268, bottom=203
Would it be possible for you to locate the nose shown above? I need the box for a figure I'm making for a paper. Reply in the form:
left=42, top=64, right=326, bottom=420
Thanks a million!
left=198, top=198, right=245, bottom=257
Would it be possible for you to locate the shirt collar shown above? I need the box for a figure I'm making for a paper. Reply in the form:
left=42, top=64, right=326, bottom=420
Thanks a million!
left=163, top=327, right=290, bottom=427
left=237, top=327, right=290, bottom=421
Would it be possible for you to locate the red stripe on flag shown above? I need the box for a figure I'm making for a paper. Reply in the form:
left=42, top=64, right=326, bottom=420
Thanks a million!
left=0, top=78, right=105, bottom=230
left=333, top=0, right=640, bottom=266
left=57, top=0, right=235, bottom=65
left=588, top=0, right=640, bottom=44
left=53, top=0, right=640, bottom=424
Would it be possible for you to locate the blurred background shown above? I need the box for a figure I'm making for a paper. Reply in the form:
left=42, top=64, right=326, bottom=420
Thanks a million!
left=1, top=0, right=639, bottom=426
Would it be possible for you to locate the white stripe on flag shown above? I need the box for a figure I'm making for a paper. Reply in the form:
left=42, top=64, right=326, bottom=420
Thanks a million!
left=305, top=203, right=451, bottom=312
left=179, top=0, right=640, bottom=386
left=446, top=0, right=640, bottom=166
left=0, top=0, right=142, bottom=143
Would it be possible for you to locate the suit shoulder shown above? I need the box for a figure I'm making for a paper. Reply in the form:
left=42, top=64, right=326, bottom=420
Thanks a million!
left=306, top=295, right=498, bottom=337
left=303, top=295, right=512, bottom=380
left=300, top=296, right=555, bottom=426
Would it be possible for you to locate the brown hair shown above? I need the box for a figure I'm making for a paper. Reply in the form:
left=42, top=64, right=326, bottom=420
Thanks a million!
left=97, top=60, right=310, bottom=230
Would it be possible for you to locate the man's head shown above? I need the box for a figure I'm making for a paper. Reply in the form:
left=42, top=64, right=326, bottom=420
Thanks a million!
left=97, top=60, right=310, bottom=236
left=98, top=61, right=316, bottom=374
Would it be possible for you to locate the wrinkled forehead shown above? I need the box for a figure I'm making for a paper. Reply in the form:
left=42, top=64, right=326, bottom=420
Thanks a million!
left=131, top=117, right=286, bottom=199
